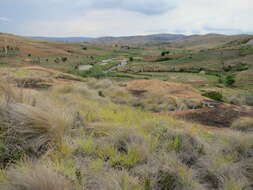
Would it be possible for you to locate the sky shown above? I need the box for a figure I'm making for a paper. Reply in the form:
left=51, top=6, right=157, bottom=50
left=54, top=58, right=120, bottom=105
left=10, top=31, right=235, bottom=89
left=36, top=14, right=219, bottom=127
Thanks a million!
left=0, top=0, right=253, bottom=37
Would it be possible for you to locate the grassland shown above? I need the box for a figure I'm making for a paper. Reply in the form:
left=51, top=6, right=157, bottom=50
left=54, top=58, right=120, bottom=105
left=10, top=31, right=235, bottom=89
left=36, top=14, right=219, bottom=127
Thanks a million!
left=0, top=33, right=253, bottom=190
left=0, top=77, right=253, bottom=190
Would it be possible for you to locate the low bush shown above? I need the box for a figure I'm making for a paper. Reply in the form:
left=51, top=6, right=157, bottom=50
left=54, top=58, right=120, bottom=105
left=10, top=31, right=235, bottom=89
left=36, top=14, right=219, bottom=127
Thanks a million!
left=155, top=57, right=172, bottom=62
left=202, top=91, right=223, bottom=101
left=225, top=74, right=236, bottom=87
left=61, top=57, right=68, bottom=62
left=0, top=62, right=7, bottom=66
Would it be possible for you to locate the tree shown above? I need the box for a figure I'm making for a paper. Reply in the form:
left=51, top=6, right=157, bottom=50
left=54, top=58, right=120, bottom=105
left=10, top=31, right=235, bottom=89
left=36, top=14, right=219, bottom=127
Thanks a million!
left=161, top=50, right=170, bottom=56
left=61, top=57, right=68, bottom=62
left=225, top=74, right=236, bottom=87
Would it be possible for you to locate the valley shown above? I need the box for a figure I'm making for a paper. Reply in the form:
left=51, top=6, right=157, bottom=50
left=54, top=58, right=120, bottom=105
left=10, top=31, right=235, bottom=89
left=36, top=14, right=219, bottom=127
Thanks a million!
left=0, top=32, right=253, bottom=190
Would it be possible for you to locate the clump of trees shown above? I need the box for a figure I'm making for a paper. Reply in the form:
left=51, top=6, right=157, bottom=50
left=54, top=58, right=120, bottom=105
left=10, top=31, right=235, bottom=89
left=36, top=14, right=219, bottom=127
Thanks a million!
left=161, top=50, right=170, bottom=56
left=202, top=91, right=223, bottom=101
left=219, top=74, right=236, bottom=87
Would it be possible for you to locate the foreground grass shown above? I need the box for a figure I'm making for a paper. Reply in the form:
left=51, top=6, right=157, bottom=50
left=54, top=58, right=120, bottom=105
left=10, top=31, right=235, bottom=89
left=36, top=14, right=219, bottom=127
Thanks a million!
left=0, top=81, right=252, bottom=190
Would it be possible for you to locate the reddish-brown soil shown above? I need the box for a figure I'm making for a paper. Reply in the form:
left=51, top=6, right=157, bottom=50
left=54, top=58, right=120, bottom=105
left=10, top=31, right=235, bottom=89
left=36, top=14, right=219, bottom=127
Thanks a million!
left=126, top=79, right=207, bottom=100
left=170, top=104, right=253, bottom=128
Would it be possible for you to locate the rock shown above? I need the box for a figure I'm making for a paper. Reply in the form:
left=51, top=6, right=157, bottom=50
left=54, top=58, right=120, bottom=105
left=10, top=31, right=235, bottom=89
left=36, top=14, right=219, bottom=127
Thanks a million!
left=247, top=39, right=253, bottom=45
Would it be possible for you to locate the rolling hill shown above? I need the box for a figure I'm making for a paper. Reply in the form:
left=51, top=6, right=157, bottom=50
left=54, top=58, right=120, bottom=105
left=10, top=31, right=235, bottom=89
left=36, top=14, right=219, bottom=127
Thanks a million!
left=29, top=36, right=94, bottom=42
left=92, top=33, right=187, bottom=44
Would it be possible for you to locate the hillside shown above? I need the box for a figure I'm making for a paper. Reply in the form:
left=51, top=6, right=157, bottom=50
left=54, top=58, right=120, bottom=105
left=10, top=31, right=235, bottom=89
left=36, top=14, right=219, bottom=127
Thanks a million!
left=0, top=33, right=253, bottom=190
left=29, top=36, right=94, bottom=42
left=167, top=34, right=251, bottom=49
left=26, top=33, right=251, bottom=47
left=92, top=33, right=186, bottom=44
left=0, top=65, right=253, bottom=190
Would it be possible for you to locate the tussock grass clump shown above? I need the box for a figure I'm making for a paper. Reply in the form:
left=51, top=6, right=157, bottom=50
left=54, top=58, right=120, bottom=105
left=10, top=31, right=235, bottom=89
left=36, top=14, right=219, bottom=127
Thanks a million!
left=0, top=103, right=73, bottom=158
left=84, top=169, right=141, bottom=190
left=95, top=130, right=149, bottom=169
left=141, top=153, right=205, bottom=190
left=153, top=127, right=205, bottom=166
left=0, top=83, right=74, bottom=166
left=1, top=162, right=72, bottom=190
left=231, top=117, right=253, bottom=132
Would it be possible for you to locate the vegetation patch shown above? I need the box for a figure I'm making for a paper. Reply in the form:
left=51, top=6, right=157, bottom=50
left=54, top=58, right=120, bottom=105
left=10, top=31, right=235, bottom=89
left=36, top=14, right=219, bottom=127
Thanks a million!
left=231, top=117, right=253, bottom=132
left=202, top=91, right=223, bottom=101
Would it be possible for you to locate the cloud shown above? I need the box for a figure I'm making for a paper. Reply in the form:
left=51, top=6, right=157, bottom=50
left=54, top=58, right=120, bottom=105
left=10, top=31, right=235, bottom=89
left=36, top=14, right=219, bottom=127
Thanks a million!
left=21, top=10, right=163, bottom=37
left=85, top=0, right=178, bottom=15
left=1, top=0, right=253, bottom=36
left=0, top=17, right=10, bottom=22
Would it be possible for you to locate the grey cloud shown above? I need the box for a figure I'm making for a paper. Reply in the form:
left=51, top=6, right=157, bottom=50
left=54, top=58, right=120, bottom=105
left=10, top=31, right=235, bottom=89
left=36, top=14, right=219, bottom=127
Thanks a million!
left=74, top=0, right=178, bottom=15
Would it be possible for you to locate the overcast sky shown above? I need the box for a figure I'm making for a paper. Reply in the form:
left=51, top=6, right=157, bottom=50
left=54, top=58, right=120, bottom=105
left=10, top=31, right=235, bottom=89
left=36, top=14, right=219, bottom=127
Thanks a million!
left=0, top=0, right=253, bottom=37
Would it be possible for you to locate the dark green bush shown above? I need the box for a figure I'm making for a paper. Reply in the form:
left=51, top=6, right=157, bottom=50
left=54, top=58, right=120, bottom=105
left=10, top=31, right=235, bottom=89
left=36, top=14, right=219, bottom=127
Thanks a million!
left=0, top=62, right=7, bottom=66
left=161, top=51, right=170, bottom=56
left=202, top=91, right=223, bottom=101
left=155, top=57, right=172, bottom=62
left=61, top=57, right=68, bottom=62
left=225, top=74, right=236, bottom=87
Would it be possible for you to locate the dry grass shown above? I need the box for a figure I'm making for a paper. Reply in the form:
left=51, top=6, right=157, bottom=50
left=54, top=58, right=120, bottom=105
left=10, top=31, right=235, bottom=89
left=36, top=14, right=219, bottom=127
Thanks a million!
left=1, top=162, right=72, bottom=190
left=231, top=117, right=253, bottom=132
left=0, top=83, right=74, bottom=165
left=0, top=80, right=252, bottom=190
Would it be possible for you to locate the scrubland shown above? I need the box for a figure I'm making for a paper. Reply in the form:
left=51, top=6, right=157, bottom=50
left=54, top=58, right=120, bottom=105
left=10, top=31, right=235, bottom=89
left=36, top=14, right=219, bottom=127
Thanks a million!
left=0, top=79, right=252, bottom=190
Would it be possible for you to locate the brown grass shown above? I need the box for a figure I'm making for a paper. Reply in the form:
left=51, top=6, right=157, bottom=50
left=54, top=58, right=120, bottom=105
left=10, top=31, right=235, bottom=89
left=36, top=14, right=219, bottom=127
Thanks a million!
left=1, top=162, right=72, bottom=190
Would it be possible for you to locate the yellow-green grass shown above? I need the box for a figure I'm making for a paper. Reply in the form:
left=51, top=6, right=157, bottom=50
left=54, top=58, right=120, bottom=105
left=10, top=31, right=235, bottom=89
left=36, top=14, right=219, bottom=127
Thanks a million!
left=0, top=80, right=253, bottom=190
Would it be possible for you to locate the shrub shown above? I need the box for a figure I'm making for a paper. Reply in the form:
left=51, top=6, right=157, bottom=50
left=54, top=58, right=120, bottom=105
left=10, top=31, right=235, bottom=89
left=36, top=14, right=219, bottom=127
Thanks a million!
left=161, top=51, right=170, bottom=56
left=0, top=62, right=7, bottom=66
left=155, top=57, right=172, bottom=62
left=225, top=74, right=236, bottom=87
left=202, top=91, right=223, bottom=101
left=61, top=57, right=68, bottom=62
left=231, top=117, right=253, bottom=132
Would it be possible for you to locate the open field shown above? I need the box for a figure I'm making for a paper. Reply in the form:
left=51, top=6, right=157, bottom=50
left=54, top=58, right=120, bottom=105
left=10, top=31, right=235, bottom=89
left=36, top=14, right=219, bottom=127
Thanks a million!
left=0, top=33, right=253, bottom=190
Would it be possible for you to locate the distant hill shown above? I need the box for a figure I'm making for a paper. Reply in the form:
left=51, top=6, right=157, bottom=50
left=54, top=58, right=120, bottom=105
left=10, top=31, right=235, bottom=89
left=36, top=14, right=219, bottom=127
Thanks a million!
left=29, top=36, right=94, bottom=42
left=28, top=34, right=186, bottom=44
left=92, top=34, right=187, bottom=44
left=167, top=33, right=252, bottom=49
left=26, top=33, right=252, bottom=46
